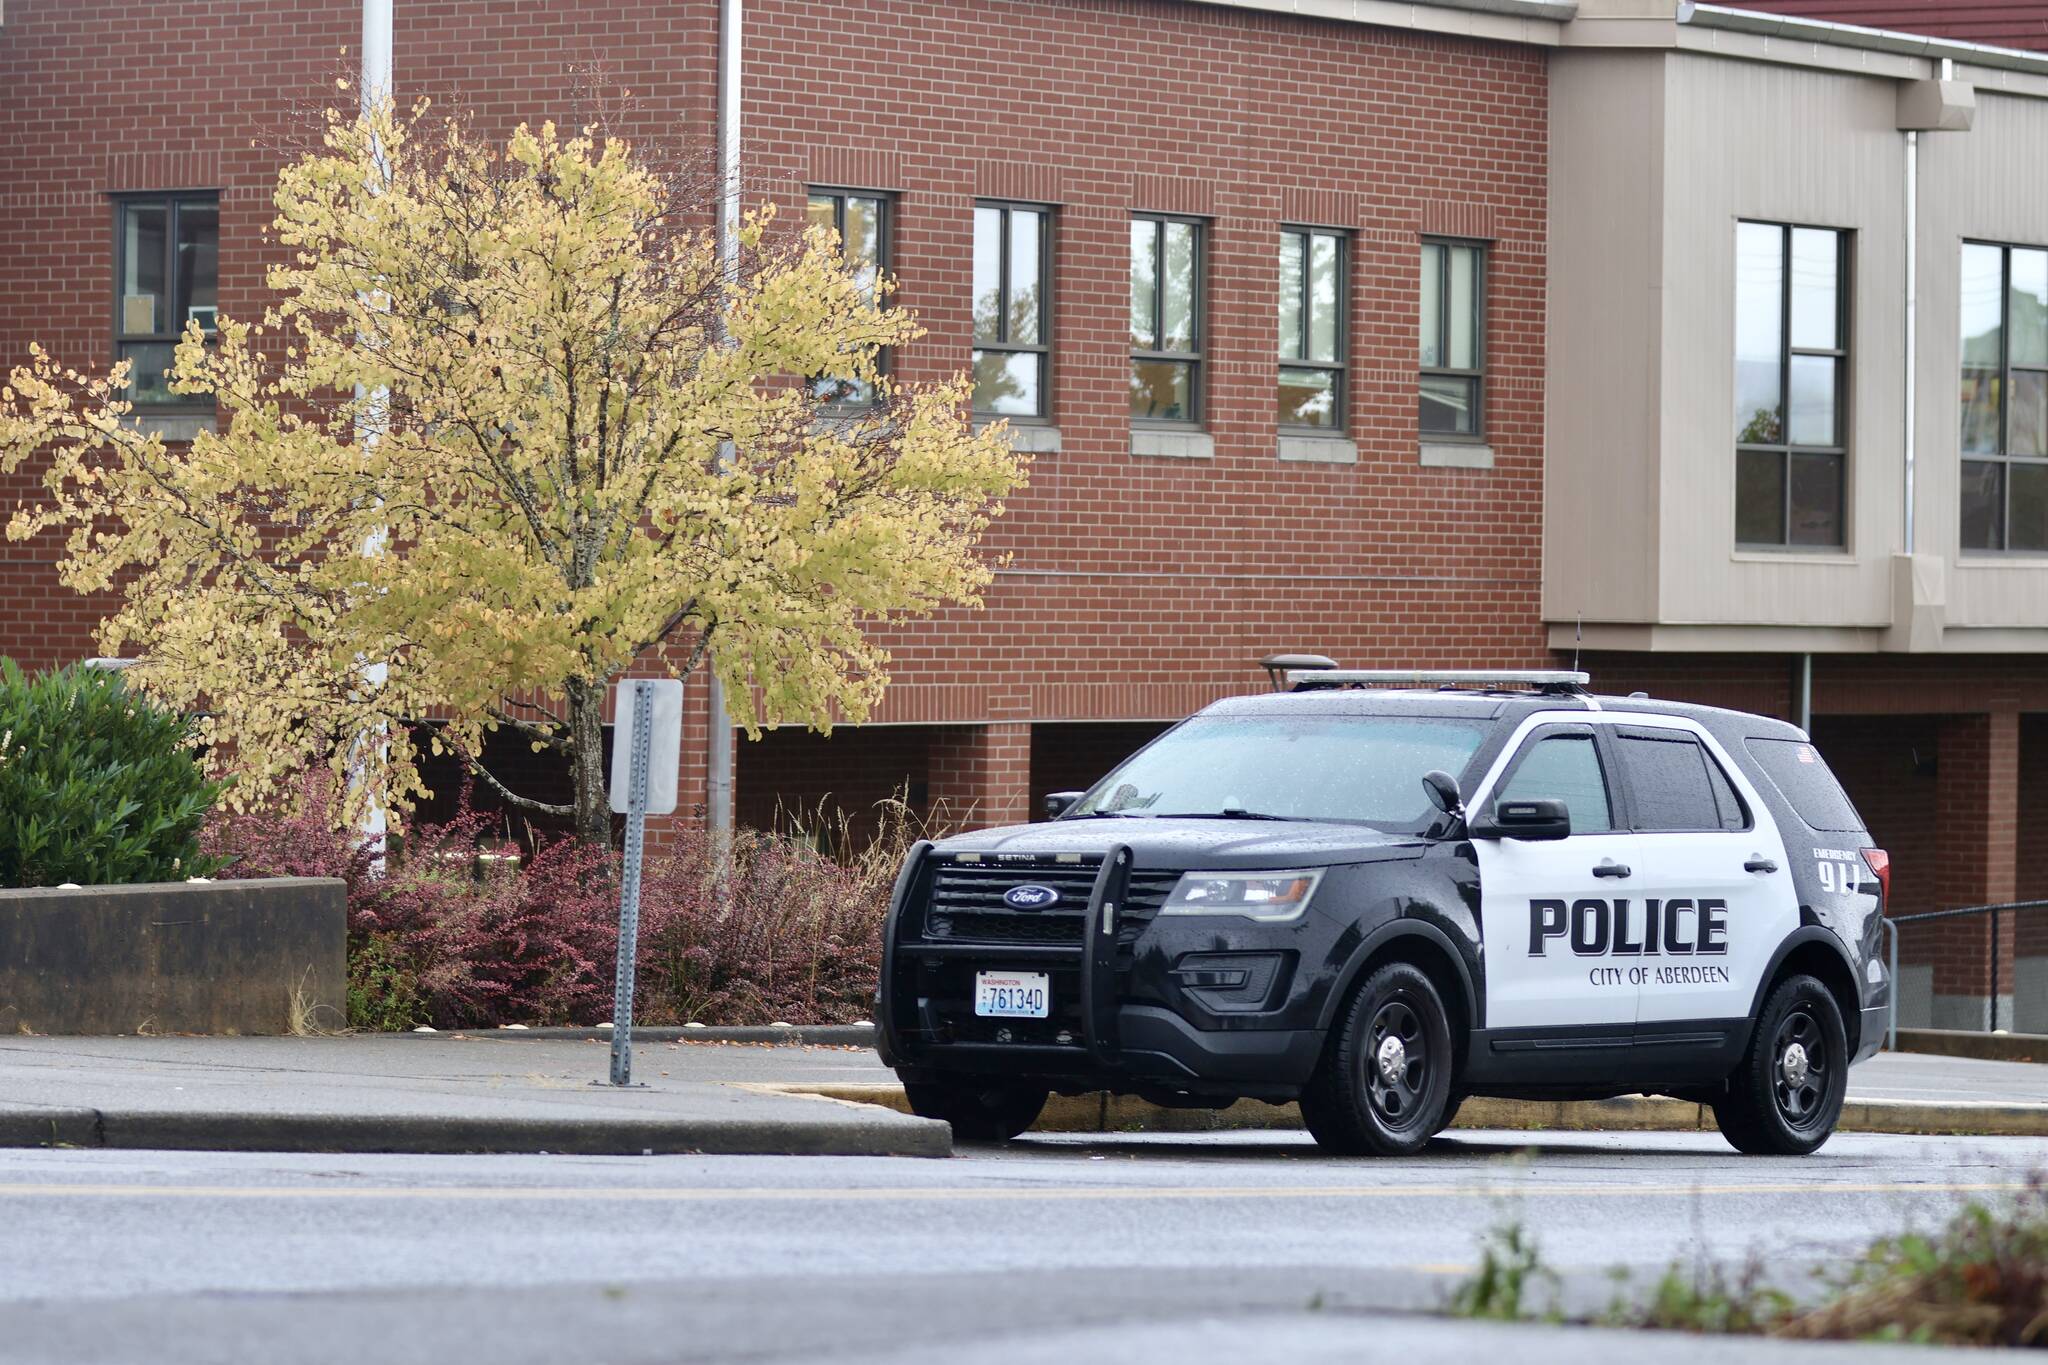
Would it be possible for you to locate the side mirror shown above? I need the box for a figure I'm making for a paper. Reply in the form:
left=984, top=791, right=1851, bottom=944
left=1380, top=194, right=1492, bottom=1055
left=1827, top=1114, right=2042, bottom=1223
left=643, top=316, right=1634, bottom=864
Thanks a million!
left=1421, top=770, right=1463, bottom=817
left=1469, top=797, right=1572, bottom=842
left=1043, top=791, right=1084, bottom=820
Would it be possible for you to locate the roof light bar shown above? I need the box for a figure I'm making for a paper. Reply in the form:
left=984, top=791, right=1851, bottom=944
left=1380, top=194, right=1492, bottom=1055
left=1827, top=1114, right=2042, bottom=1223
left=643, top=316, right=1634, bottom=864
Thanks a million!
left=1286, top=669, right=1590, bottom=694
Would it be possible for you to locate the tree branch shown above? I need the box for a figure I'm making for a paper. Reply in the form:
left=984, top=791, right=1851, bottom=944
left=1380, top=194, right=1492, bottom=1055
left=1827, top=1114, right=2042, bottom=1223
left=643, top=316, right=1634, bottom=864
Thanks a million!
left=460, top=751, right=575, bottom=817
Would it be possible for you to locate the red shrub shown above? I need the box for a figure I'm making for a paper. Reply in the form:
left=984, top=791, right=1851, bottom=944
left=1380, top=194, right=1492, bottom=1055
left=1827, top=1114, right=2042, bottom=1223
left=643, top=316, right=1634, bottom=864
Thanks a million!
left=202, top=781, right=894, bottom=1029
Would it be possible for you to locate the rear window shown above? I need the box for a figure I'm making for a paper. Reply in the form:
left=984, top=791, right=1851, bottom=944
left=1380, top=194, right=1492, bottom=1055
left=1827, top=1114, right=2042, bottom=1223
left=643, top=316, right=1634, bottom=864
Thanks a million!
left=1744, top=738, right=1865, bottom=834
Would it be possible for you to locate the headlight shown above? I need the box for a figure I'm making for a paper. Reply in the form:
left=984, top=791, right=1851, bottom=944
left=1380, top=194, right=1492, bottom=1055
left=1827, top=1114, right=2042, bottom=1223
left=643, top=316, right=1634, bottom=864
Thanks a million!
left=1158, top=869, right=1324, bottom=923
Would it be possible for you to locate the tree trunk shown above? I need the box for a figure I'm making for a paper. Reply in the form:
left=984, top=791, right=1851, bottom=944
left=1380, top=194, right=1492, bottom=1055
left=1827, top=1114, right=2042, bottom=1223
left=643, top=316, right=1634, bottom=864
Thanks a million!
left=565, top=677, right=611, bottom=846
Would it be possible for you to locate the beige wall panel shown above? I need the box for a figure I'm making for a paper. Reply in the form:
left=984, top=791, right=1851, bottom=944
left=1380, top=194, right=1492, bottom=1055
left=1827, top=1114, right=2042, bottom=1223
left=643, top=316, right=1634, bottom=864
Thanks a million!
left=1544, top=49, right=1665, bottom=625
left=1657, top=53, right=1901, bottom=629
left=1916, top=92, right=2048, bottom=631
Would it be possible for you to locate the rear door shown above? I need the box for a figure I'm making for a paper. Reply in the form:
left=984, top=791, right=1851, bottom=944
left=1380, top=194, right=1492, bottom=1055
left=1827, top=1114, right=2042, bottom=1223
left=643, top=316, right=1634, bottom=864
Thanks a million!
left=1610, top=720, right=1796, bottom=1027
left=1470, top=722, right=1640, bottom=1031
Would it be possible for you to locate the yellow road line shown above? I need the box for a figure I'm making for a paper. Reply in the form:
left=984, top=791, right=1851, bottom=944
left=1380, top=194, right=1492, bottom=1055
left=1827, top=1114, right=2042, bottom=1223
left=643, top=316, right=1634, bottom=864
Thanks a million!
left=0, top=1180, right=2019, bottom=1204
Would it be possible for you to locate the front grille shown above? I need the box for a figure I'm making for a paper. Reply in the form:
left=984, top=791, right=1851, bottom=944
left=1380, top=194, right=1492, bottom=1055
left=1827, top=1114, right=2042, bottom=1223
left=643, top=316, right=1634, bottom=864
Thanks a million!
left=920, top=857, right=1183, bottom=949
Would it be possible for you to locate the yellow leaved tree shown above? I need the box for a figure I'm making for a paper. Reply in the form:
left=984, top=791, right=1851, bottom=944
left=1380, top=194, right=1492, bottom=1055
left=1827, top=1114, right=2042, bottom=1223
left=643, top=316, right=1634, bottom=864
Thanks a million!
left=0, top=98, right=1027, bottom=843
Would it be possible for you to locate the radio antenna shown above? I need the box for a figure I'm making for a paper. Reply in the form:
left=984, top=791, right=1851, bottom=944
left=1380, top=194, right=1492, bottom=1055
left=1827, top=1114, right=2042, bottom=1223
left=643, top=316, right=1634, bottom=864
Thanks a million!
left=1573, top=612, right=1582, bottom=674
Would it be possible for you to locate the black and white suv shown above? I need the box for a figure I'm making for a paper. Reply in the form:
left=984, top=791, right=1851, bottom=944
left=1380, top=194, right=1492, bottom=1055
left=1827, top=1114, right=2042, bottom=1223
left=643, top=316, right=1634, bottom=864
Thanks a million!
left=875, top=668, right=1891, bottom=1155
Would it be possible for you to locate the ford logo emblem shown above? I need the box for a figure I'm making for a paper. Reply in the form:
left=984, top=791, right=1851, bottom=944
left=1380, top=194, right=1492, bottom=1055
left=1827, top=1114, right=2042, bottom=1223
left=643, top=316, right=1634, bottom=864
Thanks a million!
left=1003, top=884, right=1060, bottom=910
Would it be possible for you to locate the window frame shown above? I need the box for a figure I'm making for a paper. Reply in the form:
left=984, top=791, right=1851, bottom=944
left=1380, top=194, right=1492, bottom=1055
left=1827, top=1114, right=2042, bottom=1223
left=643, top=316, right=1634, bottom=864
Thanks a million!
left=110, top=190, right=218, bottom=412
left=806, top=186, right=893, bottom=410
left=1278, top=224, right=1348, bottom=435
left=971, top=199, right=1053, bottom=424
left=1130, top=212, right=1206, bottom=429
left=1611, top=726, right=1754, bottom=836
left=1734, top=219, right=1852, bottom=552
left=1419, top=235, right=1487, bottom=443
left=1959, top=238, right=2048, bottom=556
left=1492, top=723, right=1617, bottom=835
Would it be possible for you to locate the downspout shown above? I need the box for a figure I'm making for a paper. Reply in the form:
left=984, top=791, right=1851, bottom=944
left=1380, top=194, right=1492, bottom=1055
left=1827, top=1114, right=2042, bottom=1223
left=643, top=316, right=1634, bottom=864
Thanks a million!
left=1903, top=126, right=1918, bottom=556
left=704, top=0, right=740, bottom=840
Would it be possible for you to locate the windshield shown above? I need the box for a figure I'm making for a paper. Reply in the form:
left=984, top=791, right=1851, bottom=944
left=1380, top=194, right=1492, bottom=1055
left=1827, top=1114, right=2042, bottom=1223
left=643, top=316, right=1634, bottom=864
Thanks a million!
left=1069, top=714, right=1489, bottom=829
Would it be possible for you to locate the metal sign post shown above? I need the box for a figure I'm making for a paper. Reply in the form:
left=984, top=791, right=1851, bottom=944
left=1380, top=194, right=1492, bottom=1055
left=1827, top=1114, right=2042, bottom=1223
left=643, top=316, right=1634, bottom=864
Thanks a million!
left=604, top=678, right=684, bottom=1087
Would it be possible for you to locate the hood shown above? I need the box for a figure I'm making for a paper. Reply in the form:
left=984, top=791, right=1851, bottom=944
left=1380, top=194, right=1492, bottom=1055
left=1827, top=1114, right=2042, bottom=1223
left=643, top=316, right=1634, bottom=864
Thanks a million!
left=932, top=817, right=1429, bottom=870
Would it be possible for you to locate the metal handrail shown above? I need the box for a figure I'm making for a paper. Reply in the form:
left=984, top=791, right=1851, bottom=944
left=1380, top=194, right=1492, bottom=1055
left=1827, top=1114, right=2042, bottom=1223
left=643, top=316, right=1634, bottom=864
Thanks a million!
left=1883, top=899, right=2048, bottom=1046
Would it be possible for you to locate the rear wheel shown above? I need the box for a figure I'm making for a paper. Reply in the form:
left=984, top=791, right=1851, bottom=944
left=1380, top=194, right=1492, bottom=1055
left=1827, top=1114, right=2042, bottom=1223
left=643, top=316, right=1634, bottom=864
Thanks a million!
left=902, top=1078, right=1048, bottom=1142
left=1712, top=973, right=1848, bottom=1156
left=1300, top=962, right=1454, bottom=1156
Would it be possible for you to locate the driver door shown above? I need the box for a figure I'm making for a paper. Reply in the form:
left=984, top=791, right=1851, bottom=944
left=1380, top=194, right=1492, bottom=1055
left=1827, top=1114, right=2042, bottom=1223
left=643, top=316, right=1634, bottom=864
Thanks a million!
left=1471, top=723, right=1641, bottom=1032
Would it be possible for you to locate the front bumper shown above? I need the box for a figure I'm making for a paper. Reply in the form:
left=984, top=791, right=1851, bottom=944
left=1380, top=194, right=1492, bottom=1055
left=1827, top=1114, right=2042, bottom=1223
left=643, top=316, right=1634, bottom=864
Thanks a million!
left=876, top=841, right=1323, bottom=1098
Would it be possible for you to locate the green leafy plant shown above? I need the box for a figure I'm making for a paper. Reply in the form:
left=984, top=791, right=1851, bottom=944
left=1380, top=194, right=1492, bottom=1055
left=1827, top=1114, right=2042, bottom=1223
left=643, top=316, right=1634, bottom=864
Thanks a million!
left=1449, top=1217, right=1561, bottom=1323
left=0, top=659, right=225, bottom=887
left=1603, top=1254, right=1793, bottom=1335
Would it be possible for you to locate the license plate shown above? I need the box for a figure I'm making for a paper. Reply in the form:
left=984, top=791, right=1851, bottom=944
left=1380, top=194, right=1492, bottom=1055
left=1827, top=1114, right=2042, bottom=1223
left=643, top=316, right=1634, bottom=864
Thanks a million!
left=974, top=971, right=1050, bottom=1019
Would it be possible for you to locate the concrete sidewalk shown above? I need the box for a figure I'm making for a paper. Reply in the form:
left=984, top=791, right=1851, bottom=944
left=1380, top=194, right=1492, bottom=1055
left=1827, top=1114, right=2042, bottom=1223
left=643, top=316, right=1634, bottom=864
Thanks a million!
left=0, top=1034, right=946, bottom=1158
left=5, top=1033, right=2048, bottom=1156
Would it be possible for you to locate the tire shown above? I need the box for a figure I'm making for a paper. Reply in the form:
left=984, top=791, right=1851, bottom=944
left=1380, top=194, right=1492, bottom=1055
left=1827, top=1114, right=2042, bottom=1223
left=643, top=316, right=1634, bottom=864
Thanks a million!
left=902, top=1078, right=1048, bottom=1142
left=1434, top=1095, right=1466, bottom=1138
left=1712, top=973, right=1849, bottom=1156
left=1299, top=962, right=1455, bottom=1156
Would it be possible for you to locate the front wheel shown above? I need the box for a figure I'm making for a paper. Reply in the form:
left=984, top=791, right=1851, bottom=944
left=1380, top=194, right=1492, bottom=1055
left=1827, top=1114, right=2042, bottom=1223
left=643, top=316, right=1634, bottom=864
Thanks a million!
left=902, top=1078, right=1048, bottom=1142
left=1712, top=974, right=1848, bottom=1156
left=1299, top=962, right=1454, bottom=1156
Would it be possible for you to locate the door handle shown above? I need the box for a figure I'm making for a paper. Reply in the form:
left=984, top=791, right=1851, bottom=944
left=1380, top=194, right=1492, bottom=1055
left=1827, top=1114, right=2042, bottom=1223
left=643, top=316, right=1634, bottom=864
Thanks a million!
left=1744, top=857, right=1779, bottom=874
left=1592, top=860, right=1631, bottom=879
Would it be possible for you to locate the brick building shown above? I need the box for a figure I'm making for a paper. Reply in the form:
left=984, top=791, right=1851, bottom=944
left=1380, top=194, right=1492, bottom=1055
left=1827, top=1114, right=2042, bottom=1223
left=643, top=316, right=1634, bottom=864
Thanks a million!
left=1, top=0, right=2046, bottom=1028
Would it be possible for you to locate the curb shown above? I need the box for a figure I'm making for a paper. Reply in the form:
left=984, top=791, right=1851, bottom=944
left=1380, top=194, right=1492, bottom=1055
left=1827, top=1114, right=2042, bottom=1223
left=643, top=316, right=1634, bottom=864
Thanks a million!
left=0, top=1102, right=949, bottom=1158
left=417, top=1025, right=877, bottom=1047
left=754, top=1082, right=2048, bottom=1139
left=1893, top=1028, right=2047, bottom=1064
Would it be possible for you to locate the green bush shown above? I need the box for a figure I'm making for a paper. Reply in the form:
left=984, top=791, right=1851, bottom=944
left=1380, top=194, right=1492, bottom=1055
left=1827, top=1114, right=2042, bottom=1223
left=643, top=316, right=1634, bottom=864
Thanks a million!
left=0, top=660, right=226, bottom=887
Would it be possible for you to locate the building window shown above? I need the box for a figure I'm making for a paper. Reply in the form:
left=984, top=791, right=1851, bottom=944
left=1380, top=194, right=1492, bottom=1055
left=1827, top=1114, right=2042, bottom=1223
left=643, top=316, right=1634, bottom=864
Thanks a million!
left=806, top=189, right=888, bottom=407
left=1960, top=241, right=2048, bottom=552
left=1733, top=221, right=1849, bottom=548
left=973, top=203, right=1050, bottom=420
left=1420, top=239, right=1484, bottom=439
left=113, top=193, right=217, bottom=406
left=1129, top=215, right=1202, bottom=425
left=1279, top=227, right=1345, bottom=431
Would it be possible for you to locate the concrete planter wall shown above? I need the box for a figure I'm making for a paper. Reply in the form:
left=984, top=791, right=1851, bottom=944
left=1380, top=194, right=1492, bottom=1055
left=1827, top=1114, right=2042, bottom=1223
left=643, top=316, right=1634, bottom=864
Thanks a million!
left=0, top=877, right=346, bottom=1036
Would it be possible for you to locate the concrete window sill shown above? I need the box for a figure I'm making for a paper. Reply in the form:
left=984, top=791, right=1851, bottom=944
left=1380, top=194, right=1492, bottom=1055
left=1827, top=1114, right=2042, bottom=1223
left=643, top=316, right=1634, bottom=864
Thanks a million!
left=1278, top=435, right=1358, bottom=465
left=1132, top=428, right=1214, bottom=460
left=976, top=422, right=1063, bottom=454
left=120, top=413, right=216, bottom=443
left=1419, top=441, right=1494, bottom=469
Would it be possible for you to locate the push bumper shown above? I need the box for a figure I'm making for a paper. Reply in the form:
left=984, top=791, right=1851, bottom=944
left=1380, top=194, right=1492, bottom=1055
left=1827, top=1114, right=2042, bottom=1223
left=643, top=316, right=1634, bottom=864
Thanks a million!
left=877, top=841, right=1321, bottom=1097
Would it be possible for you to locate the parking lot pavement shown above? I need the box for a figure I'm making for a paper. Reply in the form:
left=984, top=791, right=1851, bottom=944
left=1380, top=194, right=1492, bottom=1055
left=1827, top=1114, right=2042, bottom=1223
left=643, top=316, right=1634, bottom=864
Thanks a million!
left=0, top=1129, right=2030, bottom=1364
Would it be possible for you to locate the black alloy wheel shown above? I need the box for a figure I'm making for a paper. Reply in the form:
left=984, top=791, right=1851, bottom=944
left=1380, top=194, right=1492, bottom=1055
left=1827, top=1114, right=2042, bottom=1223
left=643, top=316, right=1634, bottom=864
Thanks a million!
left=1300, top=961, right=1454, bottom=1157
left=1712, top=973, right=1848, bottom=1156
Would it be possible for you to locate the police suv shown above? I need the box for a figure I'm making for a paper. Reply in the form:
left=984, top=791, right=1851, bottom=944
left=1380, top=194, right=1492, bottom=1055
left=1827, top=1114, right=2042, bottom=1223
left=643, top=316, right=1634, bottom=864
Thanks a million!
left=874, top=666, right=1892, bottom=1156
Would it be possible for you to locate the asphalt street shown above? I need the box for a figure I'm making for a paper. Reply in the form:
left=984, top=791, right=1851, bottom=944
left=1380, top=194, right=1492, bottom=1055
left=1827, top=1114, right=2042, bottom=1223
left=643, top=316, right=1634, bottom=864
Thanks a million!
left=0, top=1128, right=2037, bottom=1364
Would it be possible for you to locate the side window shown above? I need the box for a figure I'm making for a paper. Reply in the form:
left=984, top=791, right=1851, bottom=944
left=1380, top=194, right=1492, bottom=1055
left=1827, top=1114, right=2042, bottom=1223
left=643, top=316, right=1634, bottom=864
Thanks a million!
left=1616, top=730, right=1727, bottom=832
left=1497, top=732, right=1613, bottom=834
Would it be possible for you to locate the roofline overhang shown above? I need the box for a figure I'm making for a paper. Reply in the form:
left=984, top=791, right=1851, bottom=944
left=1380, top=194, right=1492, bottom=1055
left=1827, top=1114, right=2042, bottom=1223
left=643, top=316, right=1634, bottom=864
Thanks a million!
left=1682, top=3, right=2048, bottom=80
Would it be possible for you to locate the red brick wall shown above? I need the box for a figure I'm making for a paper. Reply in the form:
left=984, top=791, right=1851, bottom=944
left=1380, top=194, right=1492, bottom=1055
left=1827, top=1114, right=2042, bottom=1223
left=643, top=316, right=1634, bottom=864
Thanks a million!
left=0, top=0, right=1550, bottom=705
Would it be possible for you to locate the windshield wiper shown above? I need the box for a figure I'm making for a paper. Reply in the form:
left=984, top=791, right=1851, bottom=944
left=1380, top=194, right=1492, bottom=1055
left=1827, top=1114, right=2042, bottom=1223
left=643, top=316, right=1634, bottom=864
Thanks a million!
left=1151, top=809, right=1296, bottom=822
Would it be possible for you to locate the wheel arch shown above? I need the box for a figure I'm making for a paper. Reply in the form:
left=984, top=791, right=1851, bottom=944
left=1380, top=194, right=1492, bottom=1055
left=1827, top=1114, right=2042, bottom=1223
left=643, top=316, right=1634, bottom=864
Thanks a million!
left=1318, top=919, right=1479, bottom=1069
left=1747, top=927, right=1863, bottom=1058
